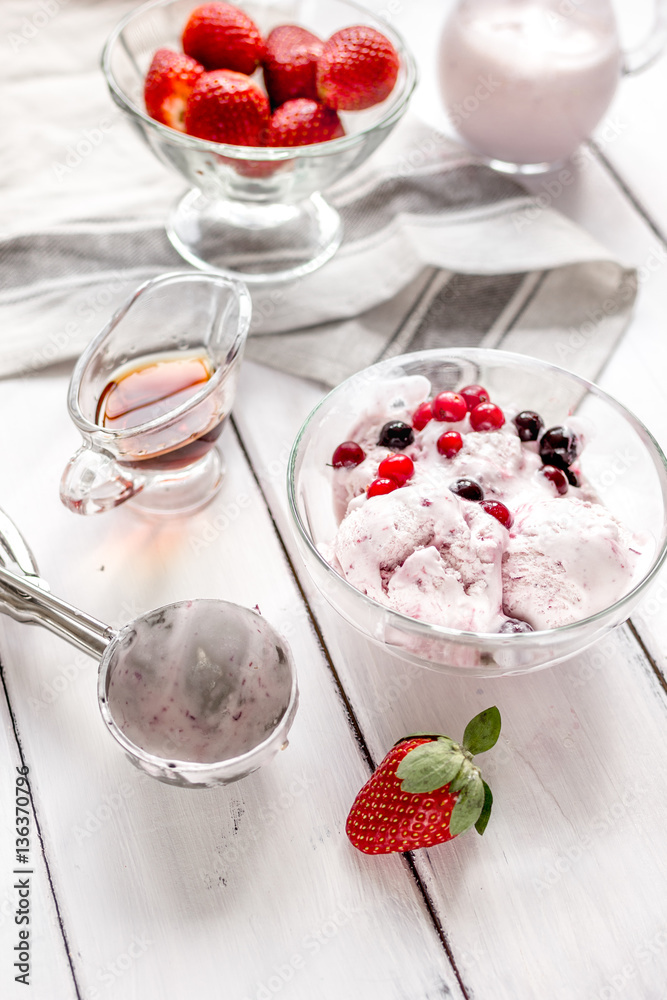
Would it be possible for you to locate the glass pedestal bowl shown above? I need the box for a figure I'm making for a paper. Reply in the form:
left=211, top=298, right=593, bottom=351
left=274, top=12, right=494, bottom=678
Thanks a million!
left=287, top=349, right=667, bottom=676
left=102, top=0, right=417, bottom=284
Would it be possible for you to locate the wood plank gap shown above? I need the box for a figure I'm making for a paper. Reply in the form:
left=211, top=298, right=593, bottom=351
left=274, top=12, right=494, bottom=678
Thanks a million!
left=627, top=618, right=667, bottom=696
left=590, top=143, right=667, bottom=248
left=228, top=418, right=375, bottom=774
left=229, top=419, right=474, bottom=997
left=0, top=656, right=83, bottom=1000
left=403, top=853, right=472, bottom=1000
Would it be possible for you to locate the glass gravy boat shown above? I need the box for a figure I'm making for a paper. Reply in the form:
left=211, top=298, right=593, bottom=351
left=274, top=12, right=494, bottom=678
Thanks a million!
left=60, top=271, right=251, bottom=517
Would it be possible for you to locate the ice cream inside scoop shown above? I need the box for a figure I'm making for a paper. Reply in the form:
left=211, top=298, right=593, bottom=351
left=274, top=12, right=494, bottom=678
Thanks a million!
left=104, top=601, right=294, bottom=764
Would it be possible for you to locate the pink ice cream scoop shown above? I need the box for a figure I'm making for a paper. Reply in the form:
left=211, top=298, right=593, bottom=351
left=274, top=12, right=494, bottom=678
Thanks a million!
left=333, top=483, right=507, bottom=632
left=327, top=376, right=646, bottom=634
left=501, top=497, right=643, bottom=631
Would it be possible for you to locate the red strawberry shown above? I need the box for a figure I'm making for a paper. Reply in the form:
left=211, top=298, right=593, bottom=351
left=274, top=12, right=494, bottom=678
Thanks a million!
left=184, top=70, right=269, bottom=146
left=317, top=25, right=400, bottom=112
left=144, top=48, right=205, bottom=131
left=265, top=98, right=344, bottom=147
left=263, top=24, right=323, bottom=108
left=182, top=2, right=264, bottom=75
left=346, top=707, right=500, bottom=854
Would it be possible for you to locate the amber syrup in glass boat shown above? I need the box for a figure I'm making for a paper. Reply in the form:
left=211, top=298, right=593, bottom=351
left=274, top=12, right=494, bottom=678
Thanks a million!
left=96, top=352, right=223, bottom=471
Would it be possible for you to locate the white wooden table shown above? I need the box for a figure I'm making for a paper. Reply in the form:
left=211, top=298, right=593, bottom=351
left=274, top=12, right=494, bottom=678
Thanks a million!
left=2, top=2, right=667, bottom=999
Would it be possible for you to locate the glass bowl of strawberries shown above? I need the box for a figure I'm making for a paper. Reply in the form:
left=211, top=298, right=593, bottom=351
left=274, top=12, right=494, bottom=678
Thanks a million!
left=102, top=0, right=417, bottom=284
left=287, top=348, right=667, bottom=676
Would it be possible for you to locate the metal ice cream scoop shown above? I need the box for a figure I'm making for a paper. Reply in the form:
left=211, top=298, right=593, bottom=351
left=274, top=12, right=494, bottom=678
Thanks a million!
left=0, top=509, right=298, bottom=788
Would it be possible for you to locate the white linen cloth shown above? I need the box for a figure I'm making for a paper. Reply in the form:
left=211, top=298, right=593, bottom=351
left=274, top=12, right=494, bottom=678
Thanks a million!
left=1, top=0, right=636, bottom=386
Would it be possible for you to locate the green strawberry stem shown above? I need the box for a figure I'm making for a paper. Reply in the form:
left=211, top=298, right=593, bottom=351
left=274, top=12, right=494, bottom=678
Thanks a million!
left=395, top=706, right=501, bottom=838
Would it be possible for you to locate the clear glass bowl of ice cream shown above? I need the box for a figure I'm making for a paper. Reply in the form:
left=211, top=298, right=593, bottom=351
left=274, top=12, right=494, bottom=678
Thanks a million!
left=102, top=0, right=417, bottom=284
left=287, top=349, right=667, bottom=676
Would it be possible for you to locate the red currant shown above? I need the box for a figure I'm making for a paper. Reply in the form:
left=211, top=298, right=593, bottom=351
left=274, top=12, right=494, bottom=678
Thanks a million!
left=367, top=478, right=398, bottom=498
left=378, top=453, right=414, bottom=486
left=539, top=465, right=568, bottom=495
left=470, top=402, right=505, bottom=431
left=432, top=391, right=467, bottom=422
left=460, top=384, right=490, bottom=410
left=480, top=499, right=513, bottom=528
left=436, top=431, right=463, bottom=458
left=412, top=401, right=433, bottom=431
left=332, top=441, right=365, bottom=468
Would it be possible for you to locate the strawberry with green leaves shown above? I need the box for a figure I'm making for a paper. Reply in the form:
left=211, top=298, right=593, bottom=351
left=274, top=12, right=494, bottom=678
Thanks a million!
left=346, top=706, right=501, bottom=854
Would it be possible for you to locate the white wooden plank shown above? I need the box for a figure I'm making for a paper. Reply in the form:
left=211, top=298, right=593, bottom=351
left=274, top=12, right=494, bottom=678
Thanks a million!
left=0, top=681, right=78, bottom=1000
left=513, top=138, right=667, bottom=680
left=0, top=371, right=463, bottom=1000
left=233, top=355, right=667, bottom=1000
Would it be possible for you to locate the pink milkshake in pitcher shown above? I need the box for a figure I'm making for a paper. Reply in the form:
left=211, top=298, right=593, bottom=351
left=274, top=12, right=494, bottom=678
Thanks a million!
left=439, top=0, right=667, bottom=172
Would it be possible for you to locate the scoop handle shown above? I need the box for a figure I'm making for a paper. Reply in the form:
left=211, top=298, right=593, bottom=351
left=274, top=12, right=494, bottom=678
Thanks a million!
left=0, top=563, right=113, bottom=659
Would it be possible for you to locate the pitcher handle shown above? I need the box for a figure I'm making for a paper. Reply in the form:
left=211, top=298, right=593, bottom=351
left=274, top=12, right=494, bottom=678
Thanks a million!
left=622, top=0, right=667, bottom=74
left=60, top=444, right=143, bottom=515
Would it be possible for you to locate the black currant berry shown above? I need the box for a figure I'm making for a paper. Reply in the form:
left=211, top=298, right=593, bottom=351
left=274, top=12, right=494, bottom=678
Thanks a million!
left=449, top=478, right=484, bottom=502
left=539, top=425, right=579, bottom=469
left=513, top=410, right=544, bottom=442
left=378, top=421, right=414, bottom=450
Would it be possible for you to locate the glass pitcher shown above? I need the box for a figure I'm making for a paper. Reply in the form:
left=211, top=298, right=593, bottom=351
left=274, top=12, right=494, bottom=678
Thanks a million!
left=438, top=0, right=667, bottom=172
